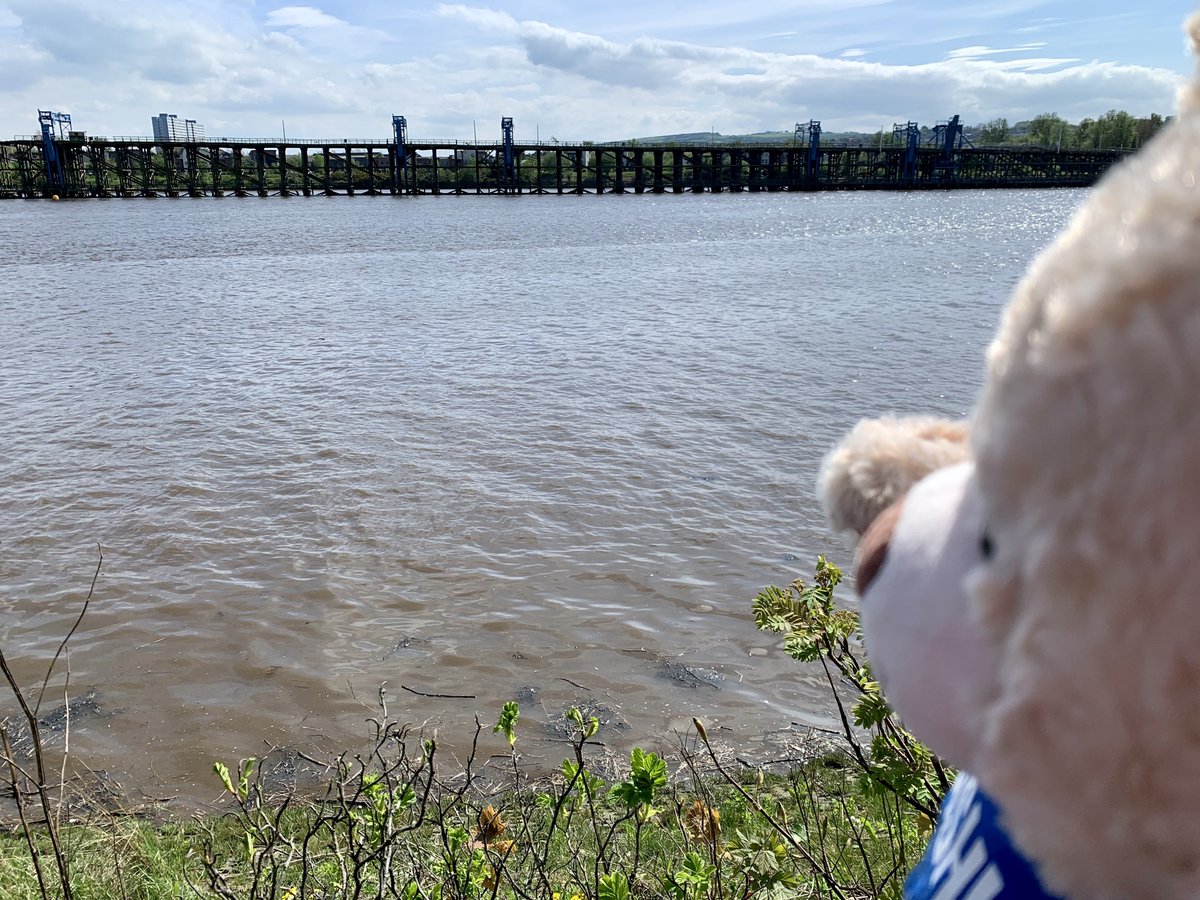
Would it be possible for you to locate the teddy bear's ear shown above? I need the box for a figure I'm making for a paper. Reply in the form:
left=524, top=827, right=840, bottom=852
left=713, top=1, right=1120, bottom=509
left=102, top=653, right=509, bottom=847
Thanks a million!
left=817, top=416, right=969, bottom=538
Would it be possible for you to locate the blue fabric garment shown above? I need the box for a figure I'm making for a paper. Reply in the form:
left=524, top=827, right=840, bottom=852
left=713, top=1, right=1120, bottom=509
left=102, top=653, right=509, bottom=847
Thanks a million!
left=906, top=774, right=1063, bottom=900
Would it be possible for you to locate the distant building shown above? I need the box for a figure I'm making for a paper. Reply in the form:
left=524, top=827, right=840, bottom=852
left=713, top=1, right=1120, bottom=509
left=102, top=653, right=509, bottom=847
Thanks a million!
left=328, top=152, right=391, bottom=171
left=151, top=113, right=205, bottom=142
left=249, top=148, right=279, bottom=168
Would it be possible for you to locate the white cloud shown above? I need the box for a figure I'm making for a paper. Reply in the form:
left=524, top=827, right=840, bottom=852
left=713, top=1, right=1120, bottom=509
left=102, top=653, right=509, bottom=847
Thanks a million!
left=0, top=40, right=52, bottom=93
left=946, top=43, right=1048, bottom=60
left=427, top=8, right=1185, bottom=134
left=265, top=6, right=349, bottom=29
left=263, top=31, right=305, bottom=52
left=435, top=5, right=520, bottom=35
left=0, top=0, right=391, bottom=137
left=0, top=0, right=1191, bottom=142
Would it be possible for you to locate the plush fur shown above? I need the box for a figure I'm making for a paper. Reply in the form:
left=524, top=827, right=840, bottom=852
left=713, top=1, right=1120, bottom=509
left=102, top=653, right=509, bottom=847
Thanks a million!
left=817, top=415, right=968, bottom=536
left=970, top=27, right=1200, bottom=895
left=819, top=13, right=1200, bottom=898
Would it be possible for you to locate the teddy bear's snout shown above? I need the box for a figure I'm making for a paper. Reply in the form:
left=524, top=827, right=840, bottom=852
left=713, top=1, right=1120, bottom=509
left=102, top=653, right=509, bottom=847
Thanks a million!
left=855, top=498, right=905, bottom=595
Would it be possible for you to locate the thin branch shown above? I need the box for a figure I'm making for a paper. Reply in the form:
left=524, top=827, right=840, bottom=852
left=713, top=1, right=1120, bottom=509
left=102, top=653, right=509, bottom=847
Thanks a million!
left=1, top=727, right=50, bottom=899
left=36, top=544, right=102, bottom=714
left=400, top=685, right=476, bottom=700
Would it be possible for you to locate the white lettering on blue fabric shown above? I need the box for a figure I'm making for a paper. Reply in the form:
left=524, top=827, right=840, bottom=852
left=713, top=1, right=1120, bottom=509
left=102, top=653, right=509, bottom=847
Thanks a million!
left=926, top=775, right=1003, bottom=900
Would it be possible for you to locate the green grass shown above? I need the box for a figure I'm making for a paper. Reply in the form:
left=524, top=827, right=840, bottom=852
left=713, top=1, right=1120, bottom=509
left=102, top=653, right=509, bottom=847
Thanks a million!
left=0, top=738, right=928, bottom=899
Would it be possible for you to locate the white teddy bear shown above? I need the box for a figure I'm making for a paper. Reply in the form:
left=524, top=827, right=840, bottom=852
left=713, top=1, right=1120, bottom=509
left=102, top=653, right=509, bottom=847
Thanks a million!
left=818, top=13, right=1200, bottom=899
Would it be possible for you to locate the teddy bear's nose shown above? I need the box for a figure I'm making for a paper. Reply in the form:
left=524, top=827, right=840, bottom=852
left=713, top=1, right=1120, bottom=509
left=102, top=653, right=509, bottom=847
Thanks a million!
left=856, top=499, right=905, bottom=595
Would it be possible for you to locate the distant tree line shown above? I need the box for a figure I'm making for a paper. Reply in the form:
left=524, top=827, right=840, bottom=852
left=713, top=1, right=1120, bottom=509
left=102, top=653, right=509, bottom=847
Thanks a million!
left=970, top=110, right=1168, bottom=150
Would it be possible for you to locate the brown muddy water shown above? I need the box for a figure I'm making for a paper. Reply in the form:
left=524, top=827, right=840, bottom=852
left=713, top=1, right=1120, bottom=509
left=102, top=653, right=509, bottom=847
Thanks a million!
left=0, top=190, right=1083, bottom=809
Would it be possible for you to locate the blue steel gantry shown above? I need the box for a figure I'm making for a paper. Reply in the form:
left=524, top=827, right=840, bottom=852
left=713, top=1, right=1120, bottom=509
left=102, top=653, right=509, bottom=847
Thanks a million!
left=806, top=120, right=821, bottom=181
left=893, top=121, right=920, bottom=182
left=38, top=109, right=71, bottom=195
left=392, top=115, right=409, bottom=191
left=501, top=117, right=515, bottom=186
left=931, top=115, right=968, bottom=180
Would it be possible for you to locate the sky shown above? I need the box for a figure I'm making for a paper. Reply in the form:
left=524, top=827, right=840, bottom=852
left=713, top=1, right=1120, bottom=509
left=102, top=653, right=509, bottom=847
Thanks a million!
left=1, top=0, right=1196, bottom=143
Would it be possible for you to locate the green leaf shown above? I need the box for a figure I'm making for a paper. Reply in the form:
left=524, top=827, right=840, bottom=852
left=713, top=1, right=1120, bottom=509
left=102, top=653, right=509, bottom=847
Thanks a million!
left=853, top=684, right=891, bottom=729
left=631, top=747, right=668, bottom=787
left=599, top=872, right=631, bottom=900
left=676, top=850, right=715, bottom=886
left=237, top=757, right=256, bottom=801
left=614, top=747, right=668, bottom=813
left=494, top=700, right=520, bottom=747
left=213, top=761, right=235, bottom=796
left=566, top=706, right=600, bottom=739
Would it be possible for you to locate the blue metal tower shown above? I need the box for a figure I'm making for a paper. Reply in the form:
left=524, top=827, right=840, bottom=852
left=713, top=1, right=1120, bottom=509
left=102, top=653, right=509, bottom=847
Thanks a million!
left=806, top=119, right=821, bottom=181
left=931, top=115, right=967, bottom=180
left=501, top=117, right=515, bottom=186
left=893, top=121, right=920, bottom=182
left=392, top=115, right=409, bottom=190
left=392, top=115, right=408, bottom=159
left=38, top=109, right=71, bottom=195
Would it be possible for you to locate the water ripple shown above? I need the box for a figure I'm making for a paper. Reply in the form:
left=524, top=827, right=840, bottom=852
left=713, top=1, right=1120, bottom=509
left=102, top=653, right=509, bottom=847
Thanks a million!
left=0, top=190, right=1083, bottom=805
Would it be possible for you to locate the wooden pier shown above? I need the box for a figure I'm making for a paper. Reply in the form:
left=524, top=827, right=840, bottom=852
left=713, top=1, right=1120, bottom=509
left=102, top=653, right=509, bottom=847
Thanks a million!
left=0, top=135, right=1130, bottom=198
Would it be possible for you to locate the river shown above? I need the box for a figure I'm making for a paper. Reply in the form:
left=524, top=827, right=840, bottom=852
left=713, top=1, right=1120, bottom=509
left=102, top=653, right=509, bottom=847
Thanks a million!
left=0, top=189, right=1083, bottom=808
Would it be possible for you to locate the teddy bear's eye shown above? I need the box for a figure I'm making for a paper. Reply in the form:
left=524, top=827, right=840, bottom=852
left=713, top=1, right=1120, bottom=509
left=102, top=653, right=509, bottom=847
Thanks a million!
left=980, top=531, right=995, bottom=560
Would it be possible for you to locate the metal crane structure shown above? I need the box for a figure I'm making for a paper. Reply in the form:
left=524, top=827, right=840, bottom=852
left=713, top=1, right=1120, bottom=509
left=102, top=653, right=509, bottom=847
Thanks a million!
left=805, top=120, right=821, bottom=181
left=893, top=121, right=921, bottom=182
left=392, top=115, right=409, bottom=191
left=38, top=109, right=71, bottom=195
left=931, top=115, right=969, bottom=180
left=501, top=117, right=515, bottom=187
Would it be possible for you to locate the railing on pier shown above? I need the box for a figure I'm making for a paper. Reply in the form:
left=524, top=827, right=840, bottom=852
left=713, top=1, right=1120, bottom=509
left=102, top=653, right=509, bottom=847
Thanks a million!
left=0, top=136, right=1131, bottom=199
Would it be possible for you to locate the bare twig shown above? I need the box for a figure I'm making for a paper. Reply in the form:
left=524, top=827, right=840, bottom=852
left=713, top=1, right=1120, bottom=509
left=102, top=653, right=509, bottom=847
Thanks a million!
left=400, top=685, right=477, bottom=700
left=35, top=544, right=102, bottom=714
left=1, top=726, right=50, bottom=899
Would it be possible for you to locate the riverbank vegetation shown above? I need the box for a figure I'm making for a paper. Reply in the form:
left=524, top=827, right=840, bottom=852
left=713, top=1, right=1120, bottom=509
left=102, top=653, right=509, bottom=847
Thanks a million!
left=967, top=109, right=1165, bottom=149
left=0, top=556, right=948, bottom=898
left=643, top=108, right=1166, bottom=150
